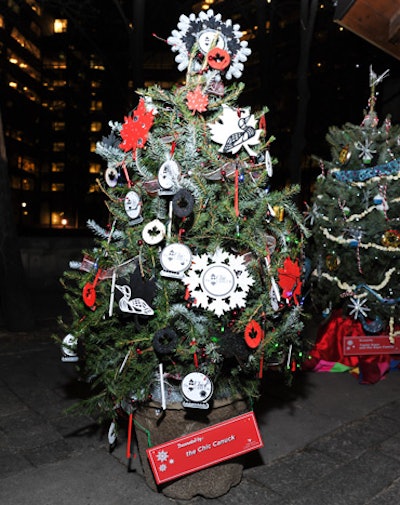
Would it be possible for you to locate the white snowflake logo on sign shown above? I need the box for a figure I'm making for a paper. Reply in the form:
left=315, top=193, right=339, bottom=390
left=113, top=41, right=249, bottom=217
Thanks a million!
left=183, top=248, right=254, bottom=317
left=208, top=105, right=262, bottom=156
left=156, top=449, right=169, bottom=463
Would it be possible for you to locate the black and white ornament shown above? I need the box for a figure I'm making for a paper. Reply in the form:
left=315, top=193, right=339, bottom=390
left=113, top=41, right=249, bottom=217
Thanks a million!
left=61, top=333, right=79, bottom=362
left=160, top=243, right=192, bottom=279
left=124, top=190, right=143, bottom=225
left=181, top=371, right=213, bottom=409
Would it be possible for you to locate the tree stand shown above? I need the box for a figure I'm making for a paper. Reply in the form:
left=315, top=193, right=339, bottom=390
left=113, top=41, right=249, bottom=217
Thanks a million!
left=133, top=396, right=248, bottom=499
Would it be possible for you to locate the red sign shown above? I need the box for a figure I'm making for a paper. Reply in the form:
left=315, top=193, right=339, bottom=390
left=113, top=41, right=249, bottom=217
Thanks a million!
left=146, top=411, right=263, bottom=484
left=343, top=335, right=400, bottom=356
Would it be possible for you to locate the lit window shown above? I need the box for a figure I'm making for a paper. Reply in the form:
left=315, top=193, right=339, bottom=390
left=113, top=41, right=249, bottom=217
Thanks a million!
left=90, top=100, right=103, bottom=111
left=51, top=162, right=65, bottom=172
left=52, top=121, right=65, bottom=131
left=90, top=122, right=102, bottom=132
left=0, top=15, right=4, bottom=28
left=22, top=178, right=34, bottom=191
left=89, top=163, right=101, bottom=174
left=54, top=19, right=68, bottom=33
left=88, top=183, right=99, bottom=193
left=51, top=211, right=66, bottom=225
left=53, top=142, right=65, bottom=152
left=51, top=183, right=65, bottom=192
left=90, top=141, right=97, bottom=152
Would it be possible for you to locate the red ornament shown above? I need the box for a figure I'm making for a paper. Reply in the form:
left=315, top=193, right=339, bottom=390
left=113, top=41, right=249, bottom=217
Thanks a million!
left=186, top=85, right=209, bottom=114
left=119, top=98, right=154, bottom=153
left=207, top=47, right=231, bottom=71
left=244, top=320, right=264, bottom=349
left=277, top=257, right=302, bottom=304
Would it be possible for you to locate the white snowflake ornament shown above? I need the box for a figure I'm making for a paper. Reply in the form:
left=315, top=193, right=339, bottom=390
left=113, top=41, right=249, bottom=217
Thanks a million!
left=348, top=296, right=370, bottom=320
left=183, top=248, right=254, bottom=317
left=208, top=105, right=262, bottom=156
left=167, top=10, right=251, bottom=80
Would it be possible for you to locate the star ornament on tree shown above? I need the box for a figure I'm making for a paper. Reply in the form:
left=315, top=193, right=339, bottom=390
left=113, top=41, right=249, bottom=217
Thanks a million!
left=119, top=98, right=154, bottom=154
left=277, top=257, right=302, bottom=305
left=208, top=105, right=262, bottom=156
left=183, top=248, right=254, bottom=317
left=347, top=296, right=370, bottom=320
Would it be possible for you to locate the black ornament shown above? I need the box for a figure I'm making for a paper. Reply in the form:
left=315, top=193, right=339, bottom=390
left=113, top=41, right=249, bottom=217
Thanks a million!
left=153, top=327, right=178, bottom=355
left=172, top=188, right=195, bottom=218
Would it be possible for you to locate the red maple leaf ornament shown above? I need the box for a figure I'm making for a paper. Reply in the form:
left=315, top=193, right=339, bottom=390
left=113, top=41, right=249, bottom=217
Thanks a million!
left=119, top=98, right=154, bottom=154
left=277, top=257, right=302, bottom=305
left=186, top=86, right=209, bottom=114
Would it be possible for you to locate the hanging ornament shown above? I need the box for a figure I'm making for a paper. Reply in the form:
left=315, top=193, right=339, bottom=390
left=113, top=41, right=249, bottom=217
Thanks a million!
left=208, top=105, right=262, bottom=156
left=167, top=10, right=251, bottom=80
left=347, top=296, right=370, bottom=320
left=207, top=47, right=231, bottom=71
left=244, top=320, right=264, bottom=349
left=181, top=371, right=214, bottom=409
left=265, top=150, right=273, bottom=177
left=158, top=159, right=181, bottom=195
left=142, top=219, right=166, bottom=245
left=114, top=270, right=156, bottom=318
left=105, top=167, right=119, bottom=187
left=61, top=333, right=78, bottom=362
left=186, top=85, right=209, bottom=114
left=115, top=282, right=154, bottom=316
left=381, top=229, right=400, bottom=248
left=119, top=98, right=154, bottom=154
left=325, top=252, right=341, bottom=272
left=339, top=145, right=351, bottom=165
left=82, top=267, right=102, bottom=308
left=373, top=193, right=383, bottom=205
left=152, top=327, right=178, bottom=355
left=160, top=243, right=193, bottom=279
left=183, top=248, right=254, bottom=317
left=172, top=188, right=195, bottom=218
left=277, top=257, right=302, bottom=305
left=124, top=190, right=143, bottom=224
left=354, top=138, right=376, bottom=164
left=273, top=205, right=284, bottom=221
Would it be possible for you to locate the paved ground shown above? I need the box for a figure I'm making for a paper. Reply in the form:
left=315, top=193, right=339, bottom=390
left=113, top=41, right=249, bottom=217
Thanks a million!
left=1, top=288, right=400, bottom=504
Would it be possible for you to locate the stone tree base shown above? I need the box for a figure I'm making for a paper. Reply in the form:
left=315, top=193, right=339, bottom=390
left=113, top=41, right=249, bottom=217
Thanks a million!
left=133, top=396, right=248, bottom=500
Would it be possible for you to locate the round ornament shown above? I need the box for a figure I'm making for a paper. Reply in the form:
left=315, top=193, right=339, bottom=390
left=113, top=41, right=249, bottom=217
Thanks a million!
left=381, top=229, right=400, bottom=248
left=325, top=252, right=341, bottom=271
left=152, top=327, right=178, bottom=355
left=207, top=47, right=231, bottom=70
left=124, top=190, right=141, bottom=220
left=158, top=159, right=180, bottom=192
left=181, top=372, right=213, bottom=404
left=373, top=193, right=383, bottom=205
left=105, top=167, right=119, bottom=187
left=172, top=188, right=195, bottom=217
left=160, top=243, right=192, bottom=278
left=142, top=219, right=166, bottom=245
left=244, top=320, right=264, bottom=349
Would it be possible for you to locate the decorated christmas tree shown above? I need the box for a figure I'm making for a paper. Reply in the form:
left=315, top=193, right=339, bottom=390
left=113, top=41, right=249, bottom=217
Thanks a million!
left=60, top=10, right=308, bottom=430
left=305, top=66, right=400, bottom=382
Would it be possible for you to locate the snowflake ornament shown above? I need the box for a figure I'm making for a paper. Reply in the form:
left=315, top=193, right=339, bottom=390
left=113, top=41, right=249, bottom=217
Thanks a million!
left=208, top=105, right=262, bottom=156
left=348, top=296, right=370, bottom=320
left=167, top=10, right=251, bottom=80
left=183, top=248, right=254, bottom=317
